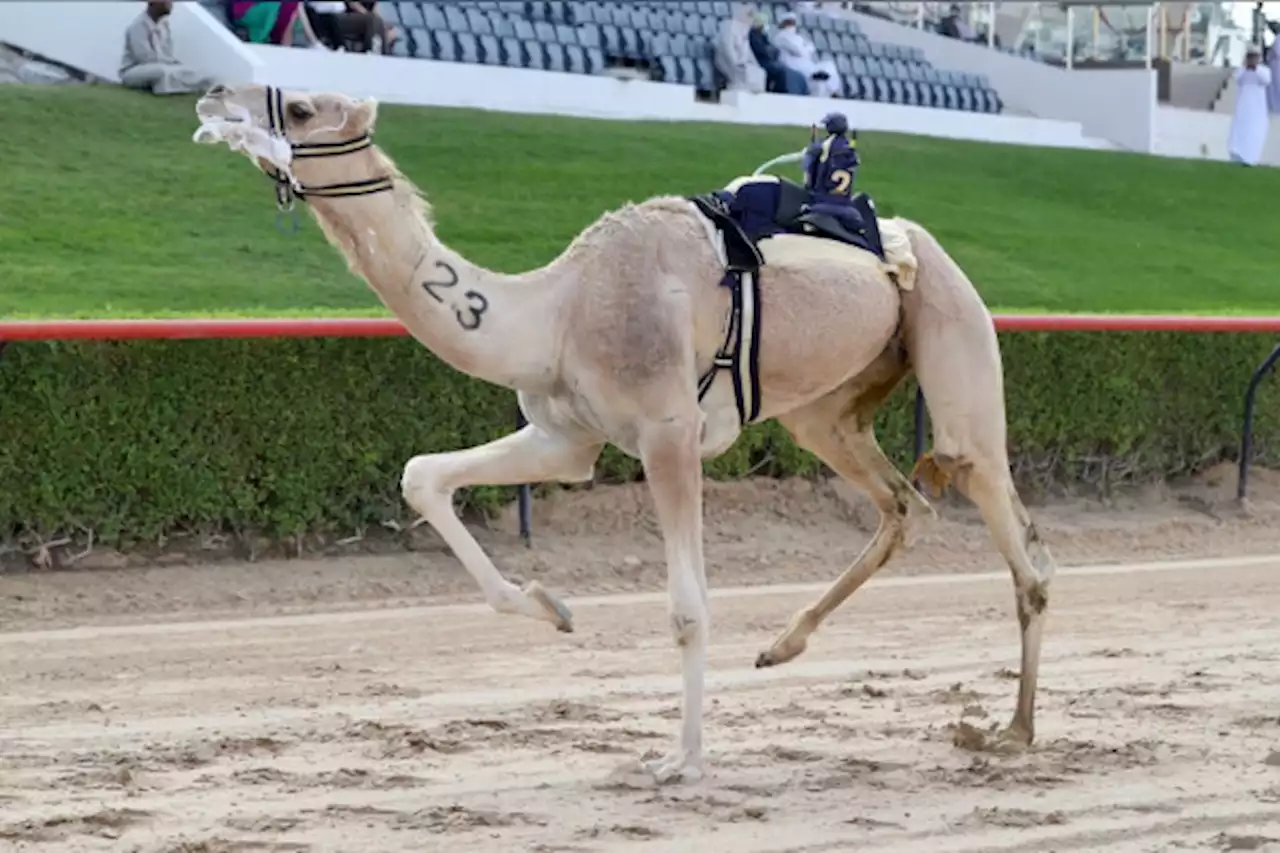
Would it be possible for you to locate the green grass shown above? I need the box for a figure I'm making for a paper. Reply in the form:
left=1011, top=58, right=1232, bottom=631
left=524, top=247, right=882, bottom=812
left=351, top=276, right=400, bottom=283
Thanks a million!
left=3, top=84, right=1279, bottom=319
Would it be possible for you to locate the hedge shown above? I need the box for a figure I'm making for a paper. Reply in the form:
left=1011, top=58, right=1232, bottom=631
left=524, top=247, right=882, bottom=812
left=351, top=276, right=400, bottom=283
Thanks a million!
left=1, top=331, right=1277, bottom=547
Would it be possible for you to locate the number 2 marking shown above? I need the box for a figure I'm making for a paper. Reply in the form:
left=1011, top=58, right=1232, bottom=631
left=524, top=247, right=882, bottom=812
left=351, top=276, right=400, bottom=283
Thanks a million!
left=420, top=261, right=458, bottom=303
left=419, top=260, right=489, bottom=331
left=831, top=169, right=852, bottom=195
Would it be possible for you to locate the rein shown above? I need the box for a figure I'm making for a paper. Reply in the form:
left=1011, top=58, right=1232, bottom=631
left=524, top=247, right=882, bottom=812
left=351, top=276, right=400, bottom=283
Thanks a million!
left=263, top=86, right=394, bottom=234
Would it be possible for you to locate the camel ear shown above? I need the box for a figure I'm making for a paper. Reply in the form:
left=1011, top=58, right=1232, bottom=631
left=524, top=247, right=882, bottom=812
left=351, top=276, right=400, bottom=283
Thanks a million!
left=350, top=97, right=379, bottom=134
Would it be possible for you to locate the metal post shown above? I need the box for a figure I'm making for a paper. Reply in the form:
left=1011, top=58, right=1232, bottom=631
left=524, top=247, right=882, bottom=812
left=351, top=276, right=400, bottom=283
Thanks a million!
left=916, top=1, right=924, bottom=29
left=1237, top=343, right=1280, bottom=501
left=1065, top=5, right=1074, bottom=69
left=988, top=1, right=996, bottom=48
left=1145, top=3, right=1154, bottom=69
left=515, top=406, right=533, bottom=546
left=912, top=385, right=927, bottom=469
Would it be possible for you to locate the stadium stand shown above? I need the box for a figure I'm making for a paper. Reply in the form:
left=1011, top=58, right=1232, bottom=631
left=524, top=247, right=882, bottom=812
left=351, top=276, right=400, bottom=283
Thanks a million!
left=199, top=1, right=1003, bottom=114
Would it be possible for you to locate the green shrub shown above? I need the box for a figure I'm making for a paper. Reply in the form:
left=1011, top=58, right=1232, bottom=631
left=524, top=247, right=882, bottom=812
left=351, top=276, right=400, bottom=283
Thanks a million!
left=1, top=332, right=1276, bottom=546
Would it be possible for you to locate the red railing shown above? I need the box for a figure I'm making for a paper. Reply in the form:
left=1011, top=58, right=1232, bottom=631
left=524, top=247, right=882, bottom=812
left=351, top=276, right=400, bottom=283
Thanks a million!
left=2, top=314, right=1280, bottom=340
left=1, top=313, right=1278, bottom=537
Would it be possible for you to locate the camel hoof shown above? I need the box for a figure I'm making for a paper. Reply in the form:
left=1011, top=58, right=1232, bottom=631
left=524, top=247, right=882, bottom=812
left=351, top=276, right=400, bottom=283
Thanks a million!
left=525, top=581, right=574, bottom=633
left=754, top=637, right=805, bottom=669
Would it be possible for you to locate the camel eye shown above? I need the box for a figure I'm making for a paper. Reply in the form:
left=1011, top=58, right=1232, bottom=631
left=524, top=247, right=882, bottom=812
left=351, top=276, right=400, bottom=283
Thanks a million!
left=288, top=102, right=315, bottom=122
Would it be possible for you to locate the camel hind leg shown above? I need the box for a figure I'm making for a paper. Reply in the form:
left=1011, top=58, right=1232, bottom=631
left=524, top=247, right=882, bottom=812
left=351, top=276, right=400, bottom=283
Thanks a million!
left=756, top=348, right=936, bottom=669
left=901, top=217, right=1058, bottom=749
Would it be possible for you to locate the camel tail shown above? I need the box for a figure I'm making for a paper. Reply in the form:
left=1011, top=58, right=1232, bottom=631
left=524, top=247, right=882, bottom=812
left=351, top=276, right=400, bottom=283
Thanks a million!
left=893, top=217, right=1010, bottom=471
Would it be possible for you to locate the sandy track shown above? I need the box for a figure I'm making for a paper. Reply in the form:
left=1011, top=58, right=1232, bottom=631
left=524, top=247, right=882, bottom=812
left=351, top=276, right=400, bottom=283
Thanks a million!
left=5, top=550, right=1280, bottom=853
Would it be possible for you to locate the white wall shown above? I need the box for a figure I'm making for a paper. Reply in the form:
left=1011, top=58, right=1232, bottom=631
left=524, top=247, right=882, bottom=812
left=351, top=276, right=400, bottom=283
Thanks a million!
left=1153, top=104, right=1280, bottom=165
left=845, top=10, right=1157, bottom=152
left=0, top=0, right=259, bottom=84
left=252, top=43, right=1097, bottom=147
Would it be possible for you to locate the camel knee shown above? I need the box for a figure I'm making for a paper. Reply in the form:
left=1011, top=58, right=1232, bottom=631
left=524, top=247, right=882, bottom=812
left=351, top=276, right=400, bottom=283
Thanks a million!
left=670, top=607, right=707, bottom=647
left=401, top=454, right=452, bottom=518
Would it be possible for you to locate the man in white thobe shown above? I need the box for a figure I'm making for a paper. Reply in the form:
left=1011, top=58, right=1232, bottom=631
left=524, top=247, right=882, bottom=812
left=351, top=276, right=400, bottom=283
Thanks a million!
left=771, top=12, right=842, bottom=99
left=715, top=2, right=767, bottom=94
left=1228, top=44, right=1272, bottom=166
left=120, top=0, right=213, bottom=95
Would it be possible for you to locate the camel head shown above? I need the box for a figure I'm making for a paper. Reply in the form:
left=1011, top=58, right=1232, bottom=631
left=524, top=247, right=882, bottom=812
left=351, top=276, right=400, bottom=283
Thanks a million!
left=193, top=83, right=380, bottom=184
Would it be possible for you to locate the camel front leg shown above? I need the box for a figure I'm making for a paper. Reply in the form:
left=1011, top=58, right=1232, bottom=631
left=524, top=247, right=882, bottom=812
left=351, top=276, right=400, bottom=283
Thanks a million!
left=756, top=399, right=933, bottom=668
left=401, top=424, right=603, bottom=632
left=634, top=412, right=708, bottom=784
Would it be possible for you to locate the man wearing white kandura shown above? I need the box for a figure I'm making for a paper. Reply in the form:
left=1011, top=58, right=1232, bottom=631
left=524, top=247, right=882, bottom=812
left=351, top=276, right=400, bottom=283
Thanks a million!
left=772, top=11, right=842, bottom=98
left=1228, top=44, right=1272, bottom=166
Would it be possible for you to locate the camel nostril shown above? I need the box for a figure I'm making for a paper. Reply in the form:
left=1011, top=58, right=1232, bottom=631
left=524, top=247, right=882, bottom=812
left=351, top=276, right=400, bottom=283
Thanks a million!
left=206, top=84, right=228, bottom=98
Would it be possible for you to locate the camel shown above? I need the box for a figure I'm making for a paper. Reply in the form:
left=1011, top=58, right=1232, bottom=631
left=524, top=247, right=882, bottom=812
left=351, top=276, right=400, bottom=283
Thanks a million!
left=192, top=84, right=1057, bottom=785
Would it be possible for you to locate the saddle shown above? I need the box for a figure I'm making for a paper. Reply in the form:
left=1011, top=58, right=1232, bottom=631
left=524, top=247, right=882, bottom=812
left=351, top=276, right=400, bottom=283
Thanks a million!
left=684, top=179, right=889, bottom=429
left=746, top=177, right=887, bottom=262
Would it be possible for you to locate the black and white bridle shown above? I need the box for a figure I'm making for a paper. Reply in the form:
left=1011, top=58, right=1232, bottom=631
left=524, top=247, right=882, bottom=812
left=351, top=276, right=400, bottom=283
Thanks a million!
left=261, top=85, right=394, bottom=228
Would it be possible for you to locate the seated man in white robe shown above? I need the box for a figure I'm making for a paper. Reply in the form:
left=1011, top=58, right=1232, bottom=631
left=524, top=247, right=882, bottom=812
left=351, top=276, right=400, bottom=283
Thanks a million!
left=120, top=0, right=213, bottom=96
left=715, top=2, right=767, bottom=94
left=771, top=11, right=842, bottom=98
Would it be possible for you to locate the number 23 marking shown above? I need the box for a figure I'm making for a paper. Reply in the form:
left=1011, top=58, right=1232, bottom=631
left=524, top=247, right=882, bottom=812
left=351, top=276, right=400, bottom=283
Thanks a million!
left=830, top=169, right=852, bottom=195
left=420, top=260, right=489, bottom=331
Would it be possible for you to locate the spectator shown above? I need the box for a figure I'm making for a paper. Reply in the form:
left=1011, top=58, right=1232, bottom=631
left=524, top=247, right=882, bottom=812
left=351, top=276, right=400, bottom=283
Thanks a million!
left=305, top=1, right=392, bottom=54
left=715, top=3, right=767, bottom=94
left=939, top=4, right=977, bottom=41
left=1228, top=44, right=1272, bottom=166
left=772, top=11, right=842, bottom=98
left=228, top=1, right=326, bottom=48
left=748, top=12, right=808, bottom=95
left=119, top=0, right=214, bottom=95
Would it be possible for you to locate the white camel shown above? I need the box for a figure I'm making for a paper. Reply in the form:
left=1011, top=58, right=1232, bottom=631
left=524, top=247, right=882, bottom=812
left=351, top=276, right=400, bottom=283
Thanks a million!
left=193, top=85, right=1057, bottom=785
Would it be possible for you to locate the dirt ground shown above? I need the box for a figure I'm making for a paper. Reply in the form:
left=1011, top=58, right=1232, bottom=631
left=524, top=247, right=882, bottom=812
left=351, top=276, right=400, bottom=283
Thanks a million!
left=4, top=463, right=1280, bottom=853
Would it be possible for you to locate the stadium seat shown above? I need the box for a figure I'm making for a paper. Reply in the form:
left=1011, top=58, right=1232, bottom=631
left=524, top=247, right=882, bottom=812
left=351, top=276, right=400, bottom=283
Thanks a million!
left=500, top=35, right=525, bottom=66
left=478, top=33, right=502, bottom=64
left=676, top=56, right=695, bottom=85
left=652, top=53, right=676, bottom=82
left=490, top=11, right=515, bottom=37
left=467, top=8, right=492, bottom=34
left=648, top=30, right=671, bottom=58
left=408, top=27, right=430, bottom=58
left=525, top=1, right=548, bottom=20
left=435, top=31, right=459, bottom=62
left=618, top=25, right=643, bottom=60
left=445, top=5, right=470, bottom=33
left=423, top=4, right=447, bottom=31
left=396, top=1, right=423, bottom=29
left=670, top=32, right=690, bottom=56
left=567, top=1, right=589, bottom=24
left=534, top=20, right=556, bottom=43
left=545, top=41, right=567, bottom=72
left=565, top=42, right=588, bottom=73
left=693, top=56, right=714, bottom=90
left=584, top=44, right=605, bottom=73
left=456, top=32, right=481, bottom=63
left=599, top=23, right=621, bottom=58
left=548, top=1, right=571, bottom=23
left=390, top=33, right=411, bottom=57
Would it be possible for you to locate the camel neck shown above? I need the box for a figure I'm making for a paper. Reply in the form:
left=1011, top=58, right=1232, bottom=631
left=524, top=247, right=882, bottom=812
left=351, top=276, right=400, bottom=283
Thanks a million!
left=299, top=160, right=557, bottom=392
